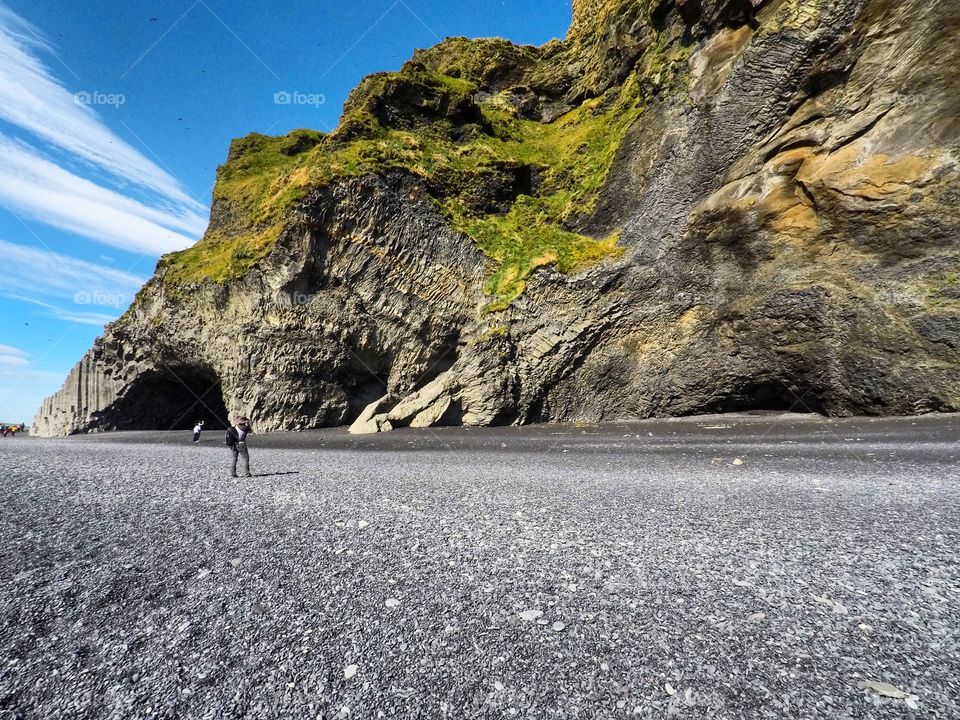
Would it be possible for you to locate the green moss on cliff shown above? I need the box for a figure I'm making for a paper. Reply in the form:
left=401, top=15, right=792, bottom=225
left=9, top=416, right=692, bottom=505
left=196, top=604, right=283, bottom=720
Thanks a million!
left=460, top=199, right=624, bottom=311
left=409, top=36, right=542, bottom=88
left=161, top=225, right=283, bottom=284
left=162, top=21, right=687, bottom=305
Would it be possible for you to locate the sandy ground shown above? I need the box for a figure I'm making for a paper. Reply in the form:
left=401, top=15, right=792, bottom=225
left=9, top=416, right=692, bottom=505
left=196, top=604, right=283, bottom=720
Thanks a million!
left=1, top=413, right=958, bottom=718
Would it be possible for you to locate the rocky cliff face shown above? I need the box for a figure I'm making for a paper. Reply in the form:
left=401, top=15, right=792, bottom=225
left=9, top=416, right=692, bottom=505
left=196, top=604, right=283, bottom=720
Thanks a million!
left=35, top=0, right=960, bottom=436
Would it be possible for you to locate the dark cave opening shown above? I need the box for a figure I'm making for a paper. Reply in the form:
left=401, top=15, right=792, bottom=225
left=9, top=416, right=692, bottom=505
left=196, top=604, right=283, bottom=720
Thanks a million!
left=339, top=335, right=461, bottom=424
left=108, top=366, right=229, bottom=431
left=336, top=345, right=392, bottom=422
left=344, top=374, right=389, bottom=421
left=707, top=380, right=826, bottom=415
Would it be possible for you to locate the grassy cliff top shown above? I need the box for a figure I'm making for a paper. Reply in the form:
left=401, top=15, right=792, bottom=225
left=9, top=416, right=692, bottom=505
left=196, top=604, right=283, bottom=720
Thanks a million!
left=161, top=0, right=688, bottom=309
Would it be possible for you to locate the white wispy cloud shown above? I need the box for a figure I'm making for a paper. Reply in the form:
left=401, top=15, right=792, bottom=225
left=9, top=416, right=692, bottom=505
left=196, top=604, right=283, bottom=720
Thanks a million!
left=0, top=2, right=208, bottom=258
left=0, top=3, right=206, bottom=213
left=0, top=341, right=66, bottom=422
left=0, top=137, right=204, bottom=254
left=7, top=295, right=128, bottom=327
left=0, top=343, right=30, bottom=369
left=0, top=238, right=146, bottom=322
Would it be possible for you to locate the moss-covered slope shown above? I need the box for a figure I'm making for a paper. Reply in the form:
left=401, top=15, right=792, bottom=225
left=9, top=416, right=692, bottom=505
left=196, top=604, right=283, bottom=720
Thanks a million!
left=161, top=0, right=690, bottom=307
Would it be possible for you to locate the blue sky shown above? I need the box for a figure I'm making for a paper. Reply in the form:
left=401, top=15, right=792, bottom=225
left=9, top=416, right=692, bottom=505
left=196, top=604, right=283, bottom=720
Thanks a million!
left=0, top=0, right=572, bottom=423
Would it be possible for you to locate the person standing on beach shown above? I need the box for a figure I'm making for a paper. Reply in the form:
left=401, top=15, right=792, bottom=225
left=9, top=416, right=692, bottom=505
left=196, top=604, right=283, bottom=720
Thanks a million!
left=192, top=420, right=204, bottom=443
left=225, top=417, right=253, bottom=478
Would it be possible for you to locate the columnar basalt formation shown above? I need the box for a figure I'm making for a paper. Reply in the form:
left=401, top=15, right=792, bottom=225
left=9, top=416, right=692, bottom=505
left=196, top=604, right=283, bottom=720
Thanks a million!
left=35, top=0, right=960, bottom=436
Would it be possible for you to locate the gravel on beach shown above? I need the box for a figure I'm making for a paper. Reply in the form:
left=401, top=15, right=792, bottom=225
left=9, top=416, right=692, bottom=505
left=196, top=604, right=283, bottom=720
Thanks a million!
left=1, top=415, right=958, bottom=719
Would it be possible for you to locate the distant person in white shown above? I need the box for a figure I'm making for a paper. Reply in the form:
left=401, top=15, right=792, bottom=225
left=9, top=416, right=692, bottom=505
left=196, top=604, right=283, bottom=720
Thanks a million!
left=192, top=420, right=204, bottom=443
left=225, top=417, right=253, bottom=478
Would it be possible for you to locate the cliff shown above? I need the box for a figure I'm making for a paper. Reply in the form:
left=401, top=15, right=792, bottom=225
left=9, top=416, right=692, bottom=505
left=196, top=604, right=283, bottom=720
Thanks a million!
left=35, top=0, right=960, bottom=436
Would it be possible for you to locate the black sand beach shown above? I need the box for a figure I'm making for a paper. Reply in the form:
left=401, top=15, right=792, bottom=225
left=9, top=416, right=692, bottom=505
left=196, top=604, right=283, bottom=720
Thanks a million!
left=1, top=414, right=958, bottom=718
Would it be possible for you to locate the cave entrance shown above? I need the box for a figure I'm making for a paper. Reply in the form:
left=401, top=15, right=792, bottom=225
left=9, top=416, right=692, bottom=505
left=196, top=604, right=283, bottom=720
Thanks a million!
left=112, top=366, right=229, bottom=431
left=708, top=380, right=825, bottom=415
